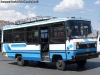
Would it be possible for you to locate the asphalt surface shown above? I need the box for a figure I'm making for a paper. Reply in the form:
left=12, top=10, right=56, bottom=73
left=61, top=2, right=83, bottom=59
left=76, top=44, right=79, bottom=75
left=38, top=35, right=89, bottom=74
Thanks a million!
left=0, top=52, right=100, bottom=75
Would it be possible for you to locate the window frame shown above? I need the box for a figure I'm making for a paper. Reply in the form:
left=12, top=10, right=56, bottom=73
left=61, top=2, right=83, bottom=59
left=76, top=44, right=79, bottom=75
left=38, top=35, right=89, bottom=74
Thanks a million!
left=25, top=26, right=39, bottom=44
left=3, top=21, right=66, bottom=44
left=49, top=21, right=66, bottom=44
left=3, top=29, right=13, bottom=43
left=13, top=28, right=25, bottom=43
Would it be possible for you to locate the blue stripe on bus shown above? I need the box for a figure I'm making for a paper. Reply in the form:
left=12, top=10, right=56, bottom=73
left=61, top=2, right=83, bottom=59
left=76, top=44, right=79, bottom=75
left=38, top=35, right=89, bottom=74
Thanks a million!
left=4, top=44, right=40, bottom=53
left=7, top=53, right=41, bottom=61
left=11, top=44, right=26, bottom=47
left=84, top=38, right=95, bottom=44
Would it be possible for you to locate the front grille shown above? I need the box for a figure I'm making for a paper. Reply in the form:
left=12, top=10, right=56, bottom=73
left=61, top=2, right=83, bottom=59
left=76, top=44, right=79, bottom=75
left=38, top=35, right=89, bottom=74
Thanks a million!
left=78, top=43, right=95, bottom=49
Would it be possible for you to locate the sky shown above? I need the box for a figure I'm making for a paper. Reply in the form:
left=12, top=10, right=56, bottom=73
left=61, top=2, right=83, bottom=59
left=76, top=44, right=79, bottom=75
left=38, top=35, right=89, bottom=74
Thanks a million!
left=0, top=0, right=100, bottom=29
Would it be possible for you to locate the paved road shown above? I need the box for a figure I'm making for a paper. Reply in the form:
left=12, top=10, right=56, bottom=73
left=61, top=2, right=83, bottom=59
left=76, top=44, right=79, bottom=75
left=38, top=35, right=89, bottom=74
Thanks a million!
left=0, top=52, right=100, bottom=75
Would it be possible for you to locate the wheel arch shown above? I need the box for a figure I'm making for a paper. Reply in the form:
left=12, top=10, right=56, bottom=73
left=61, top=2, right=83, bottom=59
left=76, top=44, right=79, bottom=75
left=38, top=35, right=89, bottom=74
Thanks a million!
left=15, top=54, right=22, bottom=58
left=52, top=54, right=63, bottom=62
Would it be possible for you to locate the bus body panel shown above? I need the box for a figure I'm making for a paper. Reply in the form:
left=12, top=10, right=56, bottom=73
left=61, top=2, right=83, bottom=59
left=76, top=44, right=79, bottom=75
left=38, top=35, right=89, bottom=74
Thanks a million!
left=49, top=44, right=66, bottom=61
left=66, top=48, right=96, bottom=60
left=66, top=38, right=97, bottom=60
left=3, top=43, right=41, bottom=61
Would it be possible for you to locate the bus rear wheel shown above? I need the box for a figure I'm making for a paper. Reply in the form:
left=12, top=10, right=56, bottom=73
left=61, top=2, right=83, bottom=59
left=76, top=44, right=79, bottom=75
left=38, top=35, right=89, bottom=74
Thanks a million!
left=56, top=60, right=67, bottom=71
left=17, top=56, right=28, bottom=66
left=76, top=60, right=86, bottom=67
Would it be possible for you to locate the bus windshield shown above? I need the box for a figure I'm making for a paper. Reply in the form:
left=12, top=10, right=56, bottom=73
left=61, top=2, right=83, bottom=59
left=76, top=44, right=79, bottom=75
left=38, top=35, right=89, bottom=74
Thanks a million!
left=66, top=20, right=93, bottom=38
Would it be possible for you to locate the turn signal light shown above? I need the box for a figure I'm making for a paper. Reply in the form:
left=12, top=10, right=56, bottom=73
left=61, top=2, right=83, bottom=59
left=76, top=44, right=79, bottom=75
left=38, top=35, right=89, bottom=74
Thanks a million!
left=3, top=52, right=6, bottom=56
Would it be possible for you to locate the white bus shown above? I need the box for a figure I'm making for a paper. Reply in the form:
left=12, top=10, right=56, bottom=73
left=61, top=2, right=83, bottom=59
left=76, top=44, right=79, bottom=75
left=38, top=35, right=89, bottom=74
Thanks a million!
left=1, top=16, right=99, bottom=71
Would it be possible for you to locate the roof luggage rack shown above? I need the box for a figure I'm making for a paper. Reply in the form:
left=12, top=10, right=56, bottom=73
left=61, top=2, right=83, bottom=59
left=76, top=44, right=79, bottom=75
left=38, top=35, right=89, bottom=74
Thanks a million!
left=15, top=16, right=57, bottom=25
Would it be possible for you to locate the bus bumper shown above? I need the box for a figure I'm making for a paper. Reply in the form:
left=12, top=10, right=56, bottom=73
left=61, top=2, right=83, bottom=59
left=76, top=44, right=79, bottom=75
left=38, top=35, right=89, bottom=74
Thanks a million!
left=72, top=52, right=99, bottom=61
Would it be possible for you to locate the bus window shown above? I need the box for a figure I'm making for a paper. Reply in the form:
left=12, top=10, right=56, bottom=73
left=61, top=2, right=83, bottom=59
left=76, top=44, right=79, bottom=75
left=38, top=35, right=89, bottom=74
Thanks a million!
left=26, top=26, right=39, bottom=44
left=50, top=22, right=65, bottom=43
left=66, top=20, right=92, bottom=38
left=4, top=30, right=13, bottom=43
left=13, top=28, right=25, bottom=42
left=27, top=32, right=33, bottom=43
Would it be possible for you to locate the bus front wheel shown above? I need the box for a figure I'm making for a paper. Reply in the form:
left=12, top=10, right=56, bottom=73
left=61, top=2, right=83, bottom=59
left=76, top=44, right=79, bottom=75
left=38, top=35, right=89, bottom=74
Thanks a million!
left=56, top=60, right=67, bottom=71
left=17, top=56, right=28, bottom=66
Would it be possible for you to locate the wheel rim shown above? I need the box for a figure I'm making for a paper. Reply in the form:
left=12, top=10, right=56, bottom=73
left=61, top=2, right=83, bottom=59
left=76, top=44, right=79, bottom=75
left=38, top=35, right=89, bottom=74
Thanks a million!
left=17, top=57, right=23, bottom=65
left=18, top=57, right=21, bottom=61
left=57, top=60, right=63, bottom=68
left=17, top=57, right=22, bottom=62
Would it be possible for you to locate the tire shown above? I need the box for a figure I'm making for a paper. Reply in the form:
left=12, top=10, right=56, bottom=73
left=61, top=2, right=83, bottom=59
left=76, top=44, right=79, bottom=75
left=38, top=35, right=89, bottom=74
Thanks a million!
left=56, top=60, right=67, bottom=71
left=76, top=60, right=86, bottom=67
left=17, top=56, right=28, bottom=66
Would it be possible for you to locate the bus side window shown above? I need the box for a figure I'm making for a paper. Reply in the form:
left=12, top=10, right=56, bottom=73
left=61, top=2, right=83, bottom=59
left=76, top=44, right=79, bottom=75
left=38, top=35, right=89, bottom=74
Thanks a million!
left=15, top=33, right=20, bottom=41
left=33, top=31, right=39, bottom=42
left=50, top=22, right=65, bottom=43
left=13, top=28, right=25, bottom=42
left=4, top=30, right=13, bottom=43
left=27, top=32, right=33, bottom=43
left=26, top=26, right=39, bottom=44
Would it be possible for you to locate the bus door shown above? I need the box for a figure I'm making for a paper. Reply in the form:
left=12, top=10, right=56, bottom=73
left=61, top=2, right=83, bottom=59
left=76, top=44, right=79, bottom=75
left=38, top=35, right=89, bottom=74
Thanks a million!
left=40, top=26, right=50, bottom=61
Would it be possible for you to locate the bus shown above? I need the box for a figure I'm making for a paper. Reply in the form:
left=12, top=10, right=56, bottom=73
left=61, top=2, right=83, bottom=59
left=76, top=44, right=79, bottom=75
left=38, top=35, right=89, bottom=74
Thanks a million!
left=1, top=16, right=99, bottom=71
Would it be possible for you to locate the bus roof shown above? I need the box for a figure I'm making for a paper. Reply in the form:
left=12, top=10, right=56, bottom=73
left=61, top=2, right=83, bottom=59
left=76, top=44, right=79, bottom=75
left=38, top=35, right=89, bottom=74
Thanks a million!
left=2, top=17, right=90, bottom=30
